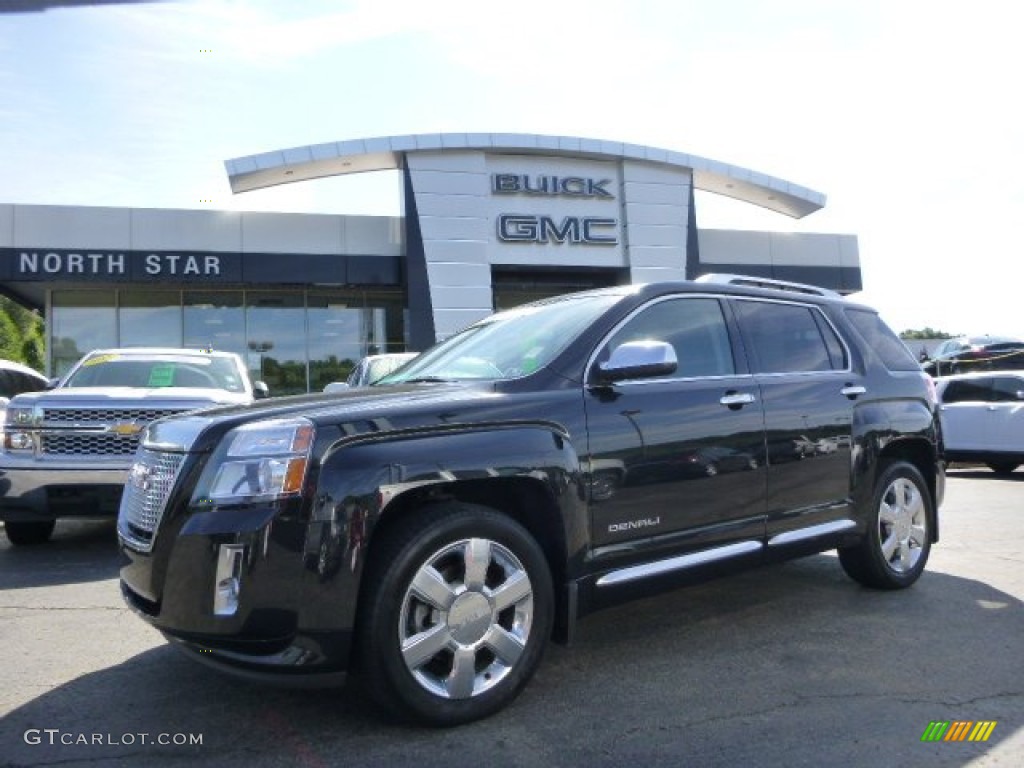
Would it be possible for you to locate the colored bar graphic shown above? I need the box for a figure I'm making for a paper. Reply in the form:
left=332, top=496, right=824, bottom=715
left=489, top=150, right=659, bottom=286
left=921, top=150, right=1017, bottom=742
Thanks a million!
left=921, top=720, right=997, bottom=743
left=945, top=721, right=972, bottom=741
left=969, top=722, right=998, bottom=742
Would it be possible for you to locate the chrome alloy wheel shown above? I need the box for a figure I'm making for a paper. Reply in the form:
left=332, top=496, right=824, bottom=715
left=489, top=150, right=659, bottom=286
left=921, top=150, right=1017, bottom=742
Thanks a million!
left=399, top=538, right=534, bottom=700
left=877, top=476, right=928, bottom=574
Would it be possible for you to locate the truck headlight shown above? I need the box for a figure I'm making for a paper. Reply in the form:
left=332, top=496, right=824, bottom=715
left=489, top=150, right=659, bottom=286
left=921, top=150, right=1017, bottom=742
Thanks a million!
left=204, top=418, right=315, bottom=502
left=2, top=406, right=37, bottom=452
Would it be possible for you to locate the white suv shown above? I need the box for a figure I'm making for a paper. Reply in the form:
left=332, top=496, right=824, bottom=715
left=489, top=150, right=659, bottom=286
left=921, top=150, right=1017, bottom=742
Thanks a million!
left=936, top=371, right=1024, bottom=475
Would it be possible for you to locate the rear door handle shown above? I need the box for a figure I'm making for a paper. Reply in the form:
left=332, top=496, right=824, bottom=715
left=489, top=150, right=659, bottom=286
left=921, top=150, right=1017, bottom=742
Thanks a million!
left=841, top=385, right=867, bottom=399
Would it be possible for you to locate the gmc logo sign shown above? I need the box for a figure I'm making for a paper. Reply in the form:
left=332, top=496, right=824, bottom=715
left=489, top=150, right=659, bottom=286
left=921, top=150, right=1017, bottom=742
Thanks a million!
left=497, top=215, right=618, bottom=245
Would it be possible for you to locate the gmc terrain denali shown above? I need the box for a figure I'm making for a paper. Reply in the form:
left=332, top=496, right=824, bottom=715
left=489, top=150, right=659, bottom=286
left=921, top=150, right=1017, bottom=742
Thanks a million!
left=117, top=276, right=944, bottom=725
left=1, top=348, right=265, bottom=545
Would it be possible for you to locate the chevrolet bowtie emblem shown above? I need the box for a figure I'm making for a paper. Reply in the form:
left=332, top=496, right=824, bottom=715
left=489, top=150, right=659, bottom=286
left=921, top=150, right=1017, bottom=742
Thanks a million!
left=110, top=421, right=144, bottom=436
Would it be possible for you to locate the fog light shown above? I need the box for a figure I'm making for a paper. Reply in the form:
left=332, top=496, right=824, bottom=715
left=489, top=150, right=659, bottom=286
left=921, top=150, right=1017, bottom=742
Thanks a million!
left=213, top=544, right=245, bottom=616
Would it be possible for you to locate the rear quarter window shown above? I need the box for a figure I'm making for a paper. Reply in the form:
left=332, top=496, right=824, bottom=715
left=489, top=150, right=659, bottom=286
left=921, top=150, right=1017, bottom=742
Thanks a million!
left=844, top=308, right=920, bottom=371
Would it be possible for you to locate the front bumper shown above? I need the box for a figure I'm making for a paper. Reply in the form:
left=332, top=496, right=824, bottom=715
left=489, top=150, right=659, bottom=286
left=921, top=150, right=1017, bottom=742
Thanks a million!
left=0, top=462, right=128, bottom=519
left=119, top=502, right=359, bottom=681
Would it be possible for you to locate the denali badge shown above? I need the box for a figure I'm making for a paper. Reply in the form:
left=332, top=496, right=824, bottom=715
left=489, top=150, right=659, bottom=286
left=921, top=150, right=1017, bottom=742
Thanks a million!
left=608, top=516, right=661, bottom=533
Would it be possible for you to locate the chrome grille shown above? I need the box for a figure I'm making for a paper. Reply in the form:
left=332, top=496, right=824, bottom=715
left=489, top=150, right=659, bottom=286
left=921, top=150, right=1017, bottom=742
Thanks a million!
left=42, top=432, right=142, bottom=456
left=37, top=407, right=189, bottom=457
left=42, top=407, right=183, bottom=425
left=118, top=448, right=186, bottom=553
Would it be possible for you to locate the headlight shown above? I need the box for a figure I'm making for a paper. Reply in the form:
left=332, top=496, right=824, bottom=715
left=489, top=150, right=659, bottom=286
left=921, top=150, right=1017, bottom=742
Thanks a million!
left=2, top=406, right=38, bottom=452
left=4, top=406, right=36, bottom=426
left=204, top=418, right=315, bottom=502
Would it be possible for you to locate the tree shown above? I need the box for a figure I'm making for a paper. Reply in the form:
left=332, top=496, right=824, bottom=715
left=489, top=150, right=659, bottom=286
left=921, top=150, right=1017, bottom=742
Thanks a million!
left=899, top=328, right=956, bottom=340
left=0, top=296, right=45, bottom=370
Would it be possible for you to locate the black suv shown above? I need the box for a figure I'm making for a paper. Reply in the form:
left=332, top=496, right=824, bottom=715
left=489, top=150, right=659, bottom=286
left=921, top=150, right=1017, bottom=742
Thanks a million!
left=117, top=275, right=944, bottom=726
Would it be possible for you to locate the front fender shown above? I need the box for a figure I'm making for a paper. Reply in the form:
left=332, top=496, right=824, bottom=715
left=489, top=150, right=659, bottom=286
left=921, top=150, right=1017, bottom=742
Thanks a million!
left=301, top=422, right=585, bottom=633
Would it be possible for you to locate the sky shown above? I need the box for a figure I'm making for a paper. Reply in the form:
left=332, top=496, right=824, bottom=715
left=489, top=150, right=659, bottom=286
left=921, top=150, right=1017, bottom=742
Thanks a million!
left=1, top=0, right=1021, bottom=337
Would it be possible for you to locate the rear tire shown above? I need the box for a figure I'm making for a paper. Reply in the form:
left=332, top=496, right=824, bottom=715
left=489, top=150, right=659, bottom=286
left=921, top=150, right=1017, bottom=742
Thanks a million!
left=356, top=502, right=554, bottom=726
left=839, top=461, right=932, bottom=589
left=987, top=462, right=1019, bottom=476
left=4, top=520, right=56, bottom=546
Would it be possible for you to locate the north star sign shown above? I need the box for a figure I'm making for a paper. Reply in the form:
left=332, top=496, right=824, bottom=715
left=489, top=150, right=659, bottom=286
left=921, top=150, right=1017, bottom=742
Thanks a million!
left=491, top=173, right=619, bottom=246
left=0, top=248, right=242, bottom=282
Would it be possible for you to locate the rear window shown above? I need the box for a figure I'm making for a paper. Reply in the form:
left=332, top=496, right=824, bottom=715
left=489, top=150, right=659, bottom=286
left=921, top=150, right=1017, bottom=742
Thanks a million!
left=844, top=309, right=920, bottom=371
left=732, top=300, right=846, bottom=374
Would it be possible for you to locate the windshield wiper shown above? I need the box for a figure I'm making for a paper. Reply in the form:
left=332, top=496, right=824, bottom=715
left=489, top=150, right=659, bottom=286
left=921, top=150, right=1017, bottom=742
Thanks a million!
left=396, top=376, right=453, bottom=384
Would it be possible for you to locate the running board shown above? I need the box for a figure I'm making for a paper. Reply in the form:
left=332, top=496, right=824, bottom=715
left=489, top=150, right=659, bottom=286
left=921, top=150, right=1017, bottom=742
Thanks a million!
left=767, top=519, right=856, bottom=547
left=596, top=540, right=763, bottom=587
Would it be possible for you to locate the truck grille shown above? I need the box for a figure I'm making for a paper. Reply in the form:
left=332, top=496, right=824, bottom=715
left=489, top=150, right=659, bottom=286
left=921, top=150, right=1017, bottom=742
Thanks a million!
left=42, top=432, right=142, bottom=456
left=117, top=448, right=187, bottom=553
left=38, top=407, right=189, bottom=457
left=43, top=407, right=183, bottom=424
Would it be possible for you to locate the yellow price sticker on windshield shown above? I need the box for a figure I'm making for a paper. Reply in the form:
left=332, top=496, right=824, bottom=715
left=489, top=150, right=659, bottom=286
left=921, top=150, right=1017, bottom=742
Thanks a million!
left=82, top=354, right=118, bottom=367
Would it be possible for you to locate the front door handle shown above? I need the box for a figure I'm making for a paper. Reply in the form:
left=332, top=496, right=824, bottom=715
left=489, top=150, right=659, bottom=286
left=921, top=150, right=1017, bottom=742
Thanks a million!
left=841, top=385, right=867, bottom=399
left=720, top=392, right=756, bottom=408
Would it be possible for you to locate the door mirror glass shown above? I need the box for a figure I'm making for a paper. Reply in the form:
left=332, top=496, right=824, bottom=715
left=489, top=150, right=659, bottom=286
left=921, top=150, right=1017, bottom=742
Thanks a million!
left=598, top=340, right=677, bottom=382
left=252, top=381, right=270, bottom=399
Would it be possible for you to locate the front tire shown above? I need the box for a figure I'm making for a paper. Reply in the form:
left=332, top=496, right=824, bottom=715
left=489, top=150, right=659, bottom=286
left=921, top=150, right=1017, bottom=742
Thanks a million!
left=357, top=502, right=554, bottom=726
left=839, top=461, right=933, bottom=589
left=4, top=520, right=56, bottom=546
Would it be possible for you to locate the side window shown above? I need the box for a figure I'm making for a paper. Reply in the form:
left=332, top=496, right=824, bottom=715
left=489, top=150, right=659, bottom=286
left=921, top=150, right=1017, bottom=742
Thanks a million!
left=733, top=301, right=839, bottom=374
left=844, top=308, right=920, bottom=371
left=990, top=377, right=1024, bottom=402
left=942, top=379, right=991, bottom=404
left=601, top=297, right=735, bottom=379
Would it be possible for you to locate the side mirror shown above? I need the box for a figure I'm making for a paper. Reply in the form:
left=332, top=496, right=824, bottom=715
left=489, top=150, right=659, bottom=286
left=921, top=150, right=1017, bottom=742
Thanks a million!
left=46, top=377, right=60, bottom=389
left=252, top=381, right=270, bottom=400
left=597, top=340, right=677, bottom=383
left=323, top=382, right=350, bottom=394
left=919, top=350, right=931, bottom=362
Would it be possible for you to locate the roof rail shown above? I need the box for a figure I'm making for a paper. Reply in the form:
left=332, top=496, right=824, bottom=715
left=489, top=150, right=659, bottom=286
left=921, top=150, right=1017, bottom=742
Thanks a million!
left=695, top=273, right=841, bottom=299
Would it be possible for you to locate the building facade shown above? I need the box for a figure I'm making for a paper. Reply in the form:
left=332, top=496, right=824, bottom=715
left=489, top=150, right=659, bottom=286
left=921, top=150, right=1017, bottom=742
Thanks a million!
left=0, top=133, right=860, bottom=394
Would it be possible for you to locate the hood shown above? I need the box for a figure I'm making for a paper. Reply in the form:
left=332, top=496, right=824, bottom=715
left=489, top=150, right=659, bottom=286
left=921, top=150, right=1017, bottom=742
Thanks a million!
left=147, top=379, right=512, bottom=452
left=9, top=386, right=252, bottom=408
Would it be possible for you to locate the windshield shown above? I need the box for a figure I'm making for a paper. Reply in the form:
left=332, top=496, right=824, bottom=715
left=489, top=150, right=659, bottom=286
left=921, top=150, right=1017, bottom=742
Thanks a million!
left=380, top=292, right=625, bottom=383
left=64, top=353, right=246, bottom=393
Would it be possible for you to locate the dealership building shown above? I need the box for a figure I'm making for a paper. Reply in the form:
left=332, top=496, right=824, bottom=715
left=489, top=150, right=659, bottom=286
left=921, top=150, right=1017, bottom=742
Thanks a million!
left=0, top=133, right=861, bottom=395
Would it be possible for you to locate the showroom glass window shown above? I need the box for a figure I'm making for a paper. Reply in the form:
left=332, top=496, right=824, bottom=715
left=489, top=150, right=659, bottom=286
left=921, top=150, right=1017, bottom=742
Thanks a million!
left=120, top=291, right=182, bottom=348
left=307, top=289, right=405, bottom=392
left=246, top=292, right=306, bottom=395
left=183, top=291, right=245, bottom=359
left=51, top=290, right=116, bottom=376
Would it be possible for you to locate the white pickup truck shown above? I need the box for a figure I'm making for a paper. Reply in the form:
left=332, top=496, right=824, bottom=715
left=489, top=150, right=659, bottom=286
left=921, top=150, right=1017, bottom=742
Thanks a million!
left=0, top=348, right=267, bottom=545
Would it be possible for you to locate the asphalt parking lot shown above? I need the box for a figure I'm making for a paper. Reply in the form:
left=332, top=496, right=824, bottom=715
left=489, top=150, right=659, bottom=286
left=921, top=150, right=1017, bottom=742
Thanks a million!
left=1, top=467, right=1022, bottom=768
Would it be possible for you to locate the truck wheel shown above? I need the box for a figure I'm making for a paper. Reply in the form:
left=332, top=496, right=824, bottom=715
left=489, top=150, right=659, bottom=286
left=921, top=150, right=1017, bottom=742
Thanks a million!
left=839, top=461, right=932, bottom=589
left=4, top=520, right=56, bottom=546
left=357, top=502, right=553, bottom=726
